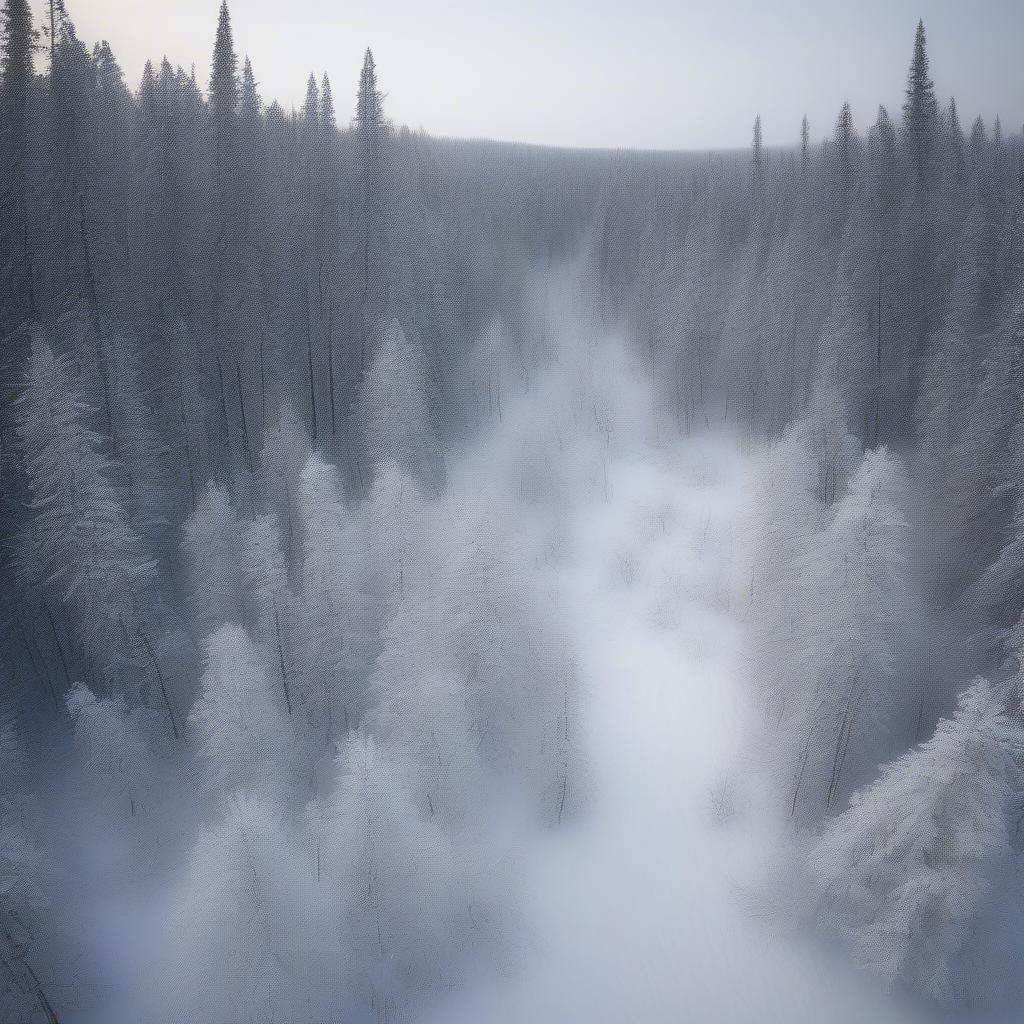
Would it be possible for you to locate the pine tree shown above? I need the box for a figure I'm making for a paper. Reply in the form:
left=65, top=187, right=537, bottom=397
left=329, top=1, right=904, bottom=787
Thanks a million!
left=181, top=481, right=248, bottom=637
left=189, top=623, right=295, bottom=797
left=913, top=205, right=988, bottom=599
left=326, top=732, right=464, bottom=1016
left=751, top=114, right=764, bottom=189
left=296, top=454, right=369, bottom=737
left=160, top=793, right=317, bottom=1024
left=943, top=97, right=966, bottom=184
left=207, top=0, right=241, bottom=428
left=208, top=0, right=238, bottom=183
left=242, top=513, right=298, bottom=720
left=320, top=73, right=335, bottom=130
left=18, top=338, right=158, bottom=691
left=899, top=20, right=942, bottom=420
left=869, top=104, right=901, bottom=444
left=302, top=71, right=319, bottom=128
left=751, top=440, right=918, bottom=822
left=353, top=48, right=390, bottom=374
left=828, top=102, right=857, bottom=241
left=811, top=678, right=1024, bottom=1006
left=67, top=683, right=161, bottom=819
left=358, top=319, right=443, bottom=490
left=0, top=0, right=37, bottom=326
left=902, top=19, right=939, bottom=188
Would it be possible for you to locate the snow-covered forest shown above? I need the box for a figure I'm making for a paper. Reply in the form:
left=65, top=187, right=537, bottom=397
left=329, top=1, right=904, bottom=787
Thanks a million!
left=1, top=1, right=1024, bottom=1020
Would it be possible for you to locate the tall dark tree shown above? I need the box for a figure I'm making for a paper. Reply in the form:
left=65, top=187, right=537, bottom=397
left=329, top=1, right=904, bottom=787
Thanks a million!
left=900, top=20, right=941, bottom=423
left=353, top=48, right=390, bottom=377
left=206, top=1, right=242, bottom=466
left=828, top=102, right=856, bottom=239
left=0, top=0, right=37, bottom=329
left=751, top=114, right=763, bottom=184
left=869, top=104, right=901, bottom=445
left=209, top=0, right=238, bottom=189
left=318, top=73, right=340, bottom=436
left=902, top=19, right=939, bottom=188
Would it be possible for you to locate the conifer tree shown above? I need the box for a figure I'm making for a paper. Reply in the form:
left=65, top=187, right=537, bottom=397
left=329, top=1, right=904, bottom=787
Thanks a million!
left=181, top=480, right=248, bottom=637
left=358, top=319, right=443, bottom=490
left=18, top=338, right=158, bottom=692
left=160, top=793, right=316, bottom=1024
left=208, top=1, right=238, bottom=185
left=902, top=19, right=939, bottom=188
left=207, top=0, right=241, bottom=437
left=353, top=48, right=390, bottom=374
left=812, top=678, right=1024, bottom=1006
left=0, top=0, right=37, bottom=326
left=751, top=114, right=764, bottom=190
left=190, top=623, right=296, bottom=797
left=320, top=73, right=335, bottom=129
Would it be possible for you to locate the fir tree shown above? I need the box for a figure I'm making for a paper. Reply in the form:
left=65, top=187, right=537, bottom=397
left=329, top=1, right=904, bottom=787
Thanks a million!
left=812, top=678, right=1024, bottom=1005
left=902, top=19, right=939, bottom=187
left=353, top=48, right=390, bottom=373
left=208, top=0, right=238, bottom=174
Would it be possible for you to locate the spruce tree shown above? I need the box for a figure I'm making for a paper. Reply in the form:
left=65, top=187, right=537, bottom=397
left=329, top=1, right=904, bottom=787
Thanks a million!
left=302, top=72, right=319, bottom=127
left=944, top=96, right=966, bottom=184
left=870, top=104, right=901, bottom=445
left=902, top=19, right=939, bottom=187
left=354, top=48, right=390, bottom=373
left=320, top=73, right=335, bottom=130
left=829, top=102, right=856, bottom=237
left=207, top=1, right=242, bottom=462
left=209, top=0, right=238, bottom=174
left=751, top=114, right=763, bottom=182
left=811, top=678, right=1024, bottom=1005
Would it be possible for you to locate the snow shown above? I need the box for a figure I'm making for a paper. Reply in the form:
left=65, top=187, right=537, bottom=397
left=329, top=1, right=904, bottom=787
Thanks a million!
left=426, top=430, right=924, bottom=1023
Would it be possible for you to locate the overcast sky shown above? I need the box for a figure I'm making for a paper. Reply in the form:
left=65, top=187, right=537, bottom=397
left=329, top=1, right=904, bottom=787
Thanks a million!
left=50, top=0, right=1024, bottom=150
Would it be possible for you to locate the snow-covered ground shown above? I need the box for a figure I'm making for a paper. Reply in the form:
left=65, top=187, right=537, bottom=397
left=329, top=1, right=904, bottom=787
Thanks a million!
left=428, top=431, right=924, bottom=1023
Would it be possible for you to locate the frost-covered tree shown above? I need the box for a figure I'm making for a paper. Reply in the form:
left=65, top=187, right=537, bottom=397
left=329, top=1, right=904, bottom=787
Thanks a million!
left=296, top=454, right=371, bottom=738
left=159, top=793, right=320, bottom=1024
left=325, top=733, right=469, bottom=1018
left=373, top=510, right=579, bottom=820
left=352, top=47, right=390, bottom=375
left=67, top=683, right=163, bottom=819
left=817, top=251, right=874, bottom=432
left=913, top=204, right=987, bottom=599
left=17, top=339, right=158, bottom=689
left=358, top=318, right=443, bottom=491
left=361, top=460, right=428, bottom=613
left=750, top=438, right=919, bottom=820
left=243, top=514, right=298, bottom=717
left=258, top=401, right=312, bottom=571
left=966, top=286, right=1024, bottom=634
left=811, top=678, right=1024, bottom=1006
left=189, top=624, right=295, bottom=798
left=181, top=480, right=248, bottom=637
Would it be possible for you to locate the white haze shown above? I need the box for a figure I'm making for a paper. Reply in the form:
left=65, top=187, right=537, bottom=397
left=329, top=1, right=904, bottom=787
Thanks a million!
left=415, top=274, right=928, bottom=1024
left=48, top=268, right=935, bottom=1023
